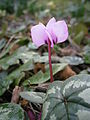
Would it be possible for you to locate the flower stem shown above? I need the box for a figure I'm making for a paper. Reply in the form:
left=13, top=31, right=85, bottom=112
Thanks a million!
left=48, top=39, right=54, bottom=82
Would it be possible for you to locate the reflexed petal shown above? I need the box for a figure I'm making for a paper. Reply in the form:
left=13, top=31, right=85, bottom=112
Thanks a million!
left=46, top=17, right=56, bottom=41
left=31, top=23, right=48, bottom=47
left=45, top=30, right=54, bottom=48
left=46, top=17, right=56, bottom=32
left=52, top=20, right=68, bottom=43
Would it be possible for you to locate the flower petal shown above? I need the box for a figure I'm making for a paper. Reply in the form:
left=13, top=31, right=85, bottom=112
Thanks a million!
left=31, top=23, right=48, bottom=47
left=46, top=17, right=56, bottom=32
left=52, top=20, right=68, bottom=43
left=46, top=17, right=56, bottom=41
left=45, top=30, right=54, bottom=48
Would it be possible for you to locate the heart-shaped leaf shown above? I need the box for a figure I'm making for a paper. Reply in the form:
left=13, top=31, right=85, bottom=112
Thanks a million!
left=0, top=46, right=37, bottom=70
left=23, top=63, right=67, bottom=85
left=42, top=74, right=90, bottom=120
left=20, top=91, right=46, bottom=104
left=0, top=103, right=24, bottom=120
left=0, top=59, right=33, bottom=96
left=60, top=56, right=84, bottom=65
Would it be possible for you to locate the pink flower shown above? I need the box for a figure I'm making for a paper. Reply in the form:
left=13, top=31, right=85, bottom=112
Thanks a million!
left=31, top=17, right=68, bottom=83
left=31, top=17, right=68, bottom=48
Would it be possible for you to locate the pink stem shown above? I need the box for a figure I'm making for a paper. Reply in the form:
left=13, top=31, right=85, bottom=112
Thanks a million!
left=48, top=39, right=54, bottom=82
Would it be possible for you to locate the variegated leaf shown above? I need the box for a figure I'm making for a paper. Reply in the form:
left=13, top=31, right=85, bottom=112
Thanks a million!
left=42, top=74, right=90, bottom=120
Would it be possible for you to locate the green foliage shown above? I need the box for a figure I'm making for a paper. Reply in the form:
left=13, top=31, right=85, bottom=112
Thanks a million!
left=0, top=38, right=6, bottom=50
left=69, top=23, right=88, bottom=45
left=0, top=71, right=8, bottom=96
left=0, top=103, right=24, bottom=120
left=23, top=63, right=67, bottom=85
left=83, top=45, right=90, bottom=64
left=0, top=0, right=14, bottom=13
left=11, top=25, right=26, bottom=34
left=15, top=0, right=28, bottom=16
left=0, top=46, right=33, bottom=70
left=0, top=59, right=33, bottom=96
left=42, top=74, right=90, bottom=120
left=27, top=0, right=39, bottom=14
left=27, top=0, right=46, bottom=15
left=0, top=0, right=89, bottom=19
left=68, top=3, right=85, bottom=18
left=0, top=0, right=90, bottom=119
left=20, top=91, right=46, bottom=104
left=0, top=0, right=28, bottom=15
left=0, top=41, right=67, bottom=96
left=60, top=56, right=84, bottom=65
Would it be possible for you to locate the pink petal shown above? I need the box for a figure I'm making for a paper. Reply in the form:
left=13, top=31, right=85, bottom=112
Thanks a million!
left=46, top=17, right=56, bottom=41
left=46, top=17, right=56, bottom=32
left=31, top=23, right=48, bottom=47
left=52, top=20, right=68, bottom=43
left=45, top=30, right=54, bottom=48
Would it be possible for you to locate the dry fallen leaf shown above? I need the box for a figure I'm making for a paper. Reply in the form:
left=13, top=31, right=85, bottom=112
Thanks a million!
left=60, top=46, right=78, bottom=56
left=34, top=63, right=45, bottom=73
left=20, top=99, right=28, bottom=107
left=9, top=44, right=19, bottom=55
left=11, top=86, right=23, bottom=103
left=55, top=65, right=76, bottom=80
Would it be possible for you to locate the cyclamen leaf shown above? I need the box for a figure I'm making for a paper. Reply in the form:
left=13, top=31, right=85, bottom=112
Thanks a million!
left=0, top=46, right=47, bottom=70
left=60, top=56, right=84, bottom=65
left=42, top=74, right=90, bottom=120
left=23, top=63, right=67, bottom=85
left=0, top=59, right=33, bottom=96
left=0, top=38, right=6, bottom=50
left=0, top=39, right=21, bottom=59
left=0, top=103, right=24, bottom=120
left=0, top=46, right=34, bottom=70
left=20, top=91, right=46, bottom=104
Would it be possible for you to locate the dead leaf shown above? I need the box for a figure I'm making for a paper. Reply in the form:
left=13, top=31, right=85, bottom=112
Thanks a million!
left=9, top=44, right=19, bottom=55
left=7, top=15, right=15, bottom=21
left=60, top=46, right=79, bottom=56
left=11, top=86, right=23, bottom=103
left=34, top=63, right=45, bottom=73
left=55, top=65, right=76, bottom=80
left=20, top=99, right=28, bottom=107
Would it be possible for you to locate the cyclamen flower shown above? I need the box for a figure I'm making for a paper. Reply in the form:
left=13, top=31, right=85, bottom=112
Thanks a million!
left=31, top=17, right=68, bottom=83
left=31, top=17, right=68, bottom=48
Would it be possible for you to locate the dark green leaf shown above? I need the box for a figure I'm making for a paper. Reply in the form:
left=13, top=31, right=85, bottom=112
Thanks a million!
left=0, top=38, right=6, bottom=50
left=20, top=91, right=46, bottom=104
left=42, top=74, right=90, bottom=120
left=85, top=2, right=90, bottom=11
left=0, top=46, right=38, bottom=70
left=23, top=63, right=67, bottom=85
left=71, top=23, right=88, bottom=45
left=60, top=56, right=84, bottom=65
left=83, top=45, right=90, bottom=64
left=28, top=42, right=38, bottom=50
left=0, top=103, right=24, bottom=120
left=11, top=25, right=26, bottom=34
left=0, top=59, right=33, bottom=96
left=0, top=39, right=21, bottom=58
left=0, top=71, right=8, bottom=96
